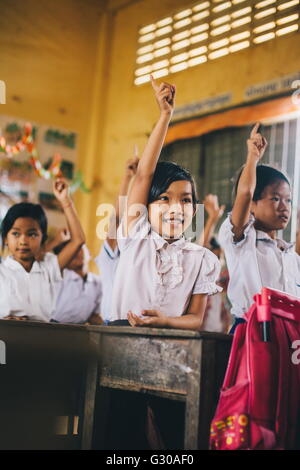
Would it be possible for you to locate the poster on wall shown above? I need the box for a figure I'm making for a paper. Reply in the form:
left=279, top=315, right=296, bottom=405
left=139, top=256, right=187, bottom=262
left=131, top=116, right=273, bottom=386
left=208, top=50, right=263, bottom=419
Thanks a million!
left=0, top=114, right=78, bottom=236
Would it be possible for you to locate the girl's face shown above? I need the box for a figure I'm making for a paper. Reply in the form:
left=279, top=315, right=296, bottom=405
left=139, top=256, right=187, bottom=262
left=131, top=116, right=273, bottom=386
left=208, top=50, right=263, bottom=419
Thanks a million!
left=5, top=217, right=43, bottom=265
left=148, top=180, right=194, bottom=241
left=251, top=181, right=292, bottom=232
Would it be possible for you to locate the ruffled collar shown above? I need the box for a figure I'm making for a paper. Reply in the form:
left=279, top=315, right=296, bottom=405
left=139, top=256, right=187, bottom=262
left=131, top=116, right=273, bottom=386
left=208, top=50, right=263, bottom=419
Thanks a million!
left=151, top=228, right=203, bottom=252
left=152, top=231, right=204, bottom=290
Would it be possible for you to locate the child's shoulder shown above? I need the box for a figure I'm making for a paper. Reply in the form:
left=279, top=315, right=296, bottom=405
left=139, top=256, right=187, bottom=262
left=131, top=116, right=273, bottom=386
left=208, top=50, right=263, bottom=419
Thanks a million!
left=181, top=239, right=206, bottom=252
left=182, top=240, right=219, bottom=263
left=87, top=271, right=102, bottom=284
left=86, top=272, right=102, bottom=294
left=39, top=251, right=59, bottom=266
left=219, top=212, right=256, bottom=247
left=38, top=252, right=62, bottom=281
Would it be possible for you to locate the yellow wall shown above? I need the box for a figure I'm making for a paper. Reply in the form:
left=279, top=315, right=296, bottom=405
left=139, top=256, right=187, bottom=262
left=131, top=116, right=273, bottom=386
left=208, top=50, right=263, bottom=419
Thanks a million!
left=0, top=0, right=104, bottom=258
left=92, top=0, right=300, bottom=257
left=1, top=0, right=300, bottom=261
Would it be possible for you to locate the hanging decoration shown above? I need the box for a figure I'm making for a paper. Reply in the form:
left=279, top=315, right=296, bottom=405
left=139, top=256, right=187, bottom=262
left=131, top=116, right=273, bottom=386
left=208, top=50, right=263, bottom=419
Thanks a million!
left=0, top=123, right=90, bottom=193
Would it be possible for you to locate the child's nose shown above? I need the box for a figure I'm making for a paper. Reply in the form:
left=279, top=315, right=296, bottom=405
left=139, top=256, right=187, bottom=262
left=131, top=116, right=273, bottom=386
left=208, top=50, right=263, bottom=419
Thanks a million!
left=169, top=202, right=183, bottom=214
left=19, top=235, right=28, bottom=245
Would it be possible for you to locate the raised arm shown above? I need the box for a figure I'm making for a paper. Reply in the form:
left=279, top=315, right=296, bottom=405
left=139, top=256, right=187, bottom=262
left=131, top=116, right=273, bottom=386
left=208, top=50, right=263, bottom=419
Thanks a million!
left=231, top=123, right=267, bottom=241
left=197, top=194, right=225, bottom=247
left=53, top=178, right=85, bottom=270
left=106, top=155, right=139, bottom=251
left=44, top=227, right=70, bottom=252
left=124, top=76, right=175, bottom=235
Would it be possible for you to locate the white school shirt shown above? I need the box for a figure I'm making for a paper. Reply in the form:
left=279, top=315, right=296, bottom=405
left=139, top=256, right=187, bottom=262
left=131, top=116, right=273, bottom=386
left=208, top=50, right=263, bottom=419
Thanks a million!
left=94, top=240, right=120, bottom=323
left=52, top=269, right=102, bottom=324
left=110, top=214, right=222, bottom=322
left=0, top=252, right=62, bottom=322
left=218, top=214, right=300, bottom=318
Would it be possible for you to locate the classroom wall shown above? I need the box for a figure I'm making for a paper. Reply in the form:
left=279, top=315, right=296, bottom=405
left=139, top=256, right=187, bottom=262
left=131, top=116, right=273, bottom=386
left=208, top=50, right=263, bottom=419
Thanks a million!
left=0, top=0, right=104, bottom=257
left=1, top=0, right=300, bottom=261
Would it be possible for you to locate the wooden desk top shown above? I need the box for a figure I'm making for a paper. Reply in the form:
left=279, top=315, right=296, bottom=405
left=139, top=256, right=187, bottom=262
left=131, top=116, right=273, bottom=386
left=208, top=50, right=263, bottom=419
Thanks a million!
left=0, top=319, right=232, bottom=341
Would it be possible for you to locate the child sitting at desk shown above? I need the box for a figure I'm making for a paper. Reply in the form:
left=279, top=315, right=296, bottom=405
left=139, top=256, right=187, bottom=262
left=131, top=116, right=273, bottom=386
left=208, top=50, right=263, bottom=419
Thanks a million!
left=0, top=179, right=85, bottom=322
left=51, top=240, right=103, bottom=325
left=110, top=76, right=221, bottom=330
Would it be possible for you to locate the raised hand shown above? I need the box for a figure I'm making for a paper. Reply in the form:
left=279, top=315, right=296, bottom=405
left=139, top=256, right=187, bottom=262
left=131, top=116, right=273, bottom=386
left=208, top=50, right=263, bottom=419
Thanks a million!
left=204, top=194, right=225, bottom=221
left=53, top=178, right=70, bottom=207
left=247, top=123, right=268, bottom=161
left=125, top=156, right=139, bottom=178
left=151, top=75, right=176, bottom=115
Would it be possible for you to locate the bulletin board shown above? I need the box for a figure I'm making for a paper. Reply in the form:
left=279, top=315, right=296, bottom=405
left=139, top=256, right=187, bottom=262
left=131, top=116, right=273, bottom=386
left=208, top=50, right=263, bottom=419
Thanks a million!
left=0, top=115, right=78, bottom=236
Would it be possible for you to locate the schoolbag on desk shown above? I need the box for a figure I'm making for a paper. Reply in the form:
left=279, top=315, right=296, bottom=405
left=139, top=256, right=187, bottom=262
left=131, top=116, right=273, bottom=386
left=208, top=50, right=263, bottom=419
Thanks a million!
left=210, top=287, right=300, bottom=450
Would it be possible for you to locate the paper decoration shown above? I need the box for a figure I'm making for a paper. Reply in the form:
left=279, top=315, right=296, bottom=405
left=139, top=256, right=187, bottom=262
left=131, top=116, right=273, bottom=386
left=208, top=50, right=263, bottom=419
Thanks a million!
left=0, top=123, right=90, bottom=193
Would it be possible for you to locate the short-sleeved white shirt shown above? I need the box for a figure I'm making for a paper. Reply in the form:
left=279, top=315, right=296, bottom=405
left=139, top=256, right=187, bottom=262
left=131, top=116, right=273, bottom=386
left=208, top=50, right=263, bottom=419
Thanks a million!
left=110, top=214, right=222, bottom=322
left=218, top=214, right=300, bottom=318
left=94, top=240, right=120, bottom=323
left=0, top=252, right=62, bottom=322
left=52, top=269, right=102, bottom=324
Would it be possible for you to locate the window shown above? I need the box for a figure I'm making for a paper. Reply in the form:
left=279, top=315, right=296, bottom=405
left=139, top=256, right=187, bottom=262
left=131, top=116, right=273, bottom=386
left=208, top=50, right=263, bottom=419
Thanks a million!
left=160, top=117, right=300, bottom=242
left=135, top=0, right=300, bottom=85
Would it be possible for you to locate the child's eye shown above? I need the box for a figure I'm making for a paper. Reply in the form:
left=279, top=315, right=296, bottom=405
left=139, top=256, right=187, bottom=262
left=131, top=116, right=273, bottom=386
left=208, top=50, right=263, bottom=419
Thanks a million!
left=271, top=197, right=279, bottom=202
left=159, top=196, right=168, bottom=201
left=29, top=233, right=38, bottom=238
left=183, top=198, right=192, bottom=204
left=12, top=232, right=20, bottom=237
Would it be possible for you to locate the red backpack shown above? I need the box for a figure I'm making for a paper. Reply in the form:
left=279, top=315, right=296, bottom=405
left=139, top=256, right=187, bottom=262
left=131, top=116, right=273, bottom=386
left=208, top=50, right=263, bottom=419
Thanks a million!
left=210, top=288, right=300, bottom=450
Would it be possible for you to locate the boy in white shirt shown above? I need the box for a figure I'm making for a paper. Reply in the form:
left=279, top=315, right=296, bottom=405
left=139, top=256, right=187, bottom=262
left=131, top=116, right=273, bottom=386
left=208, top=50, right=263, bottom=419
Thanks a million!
left=51, top=241, right=103, bottom=325
left=219, top=123, right=300, bottom=332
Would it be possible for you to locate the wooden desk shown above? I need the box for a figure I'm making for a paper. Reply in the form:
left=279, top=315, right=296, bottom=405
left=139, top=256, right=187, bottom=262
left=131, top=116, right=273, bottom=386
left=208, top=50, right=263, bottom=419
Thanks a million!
left=0, top=319, right=99, bottom=450
left=90, top=326, right=232, bottom=450
left=0, top=321, right=231, bottom=450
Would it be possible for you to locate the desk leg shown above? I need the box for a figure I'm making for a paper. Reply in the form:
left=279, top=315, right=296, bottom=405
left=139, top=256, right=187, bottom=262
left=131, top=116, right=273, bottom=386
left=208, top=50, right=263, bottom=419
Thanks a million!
left=79, top=332, right=100, bottom=450
left=184, top=339, right=231, bottom=450
left=184, top=340, right=202, bottom=450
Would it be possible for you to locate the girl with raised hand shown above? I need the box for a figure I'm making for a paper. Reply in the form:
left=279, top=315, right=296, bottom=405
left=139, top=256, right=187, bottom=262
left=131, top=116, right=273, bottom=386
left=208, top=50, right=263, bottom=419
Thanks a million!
left=0, top=178, right=85, bottom=321
left=219, top=123, right=300, bottom=333
left=110, top=76, right=221, bottom=330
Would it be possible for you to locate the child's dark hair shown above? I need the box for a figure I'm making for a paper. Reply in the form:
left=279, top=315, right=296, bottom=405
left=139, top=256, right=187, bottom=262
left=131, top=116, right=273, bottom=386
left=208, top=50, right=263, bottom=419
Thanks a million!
left=233, top=164, right=290, bottom=202
left=1, top=202, right=48, bottom=248
left=148, top=161, right=198, bottom=207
